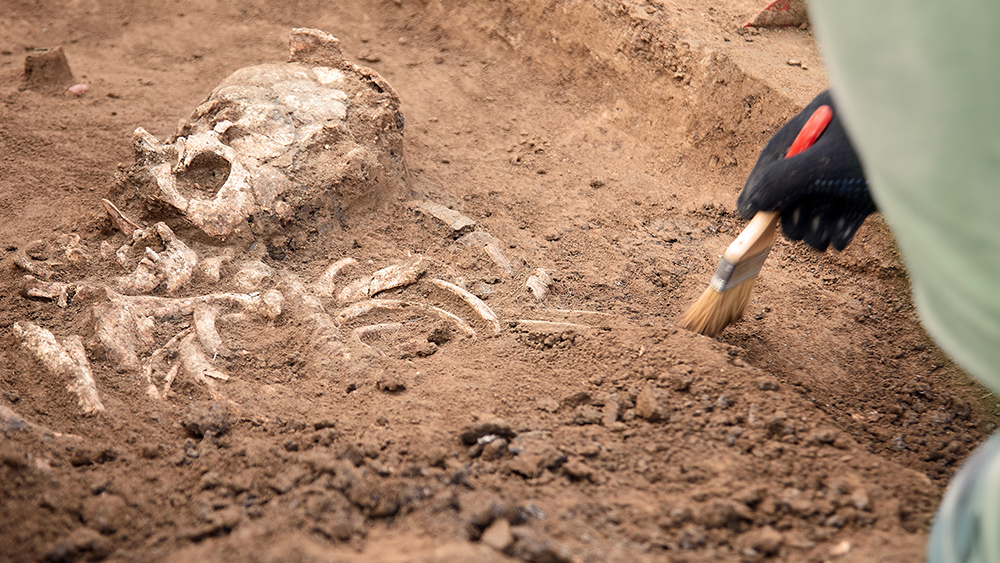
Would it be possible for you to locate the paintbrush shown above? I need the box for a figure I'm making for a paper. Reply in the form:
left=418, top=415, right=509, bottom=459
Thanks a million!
left=679, top=103, right=833, bottom=337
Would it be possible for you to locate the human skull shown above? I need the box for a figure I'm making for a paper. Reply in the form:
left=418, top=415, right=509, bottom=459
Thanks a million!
left=123, top=28, right=406, bottom=240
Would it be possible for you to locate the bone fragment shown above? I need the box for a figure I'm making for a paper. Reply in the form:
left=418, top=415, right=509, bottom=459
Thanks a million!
left=21, top=275, right=71, bottom=308
left=143, top=328, right=192, bottom=400
left=12, top=322, right=105, bottom=415
left=457, top=231, right=514, bottom=277
left=180, top=332, right=229, bottom=383
left=194, top=304, right=231, bottom=359
left=408, top=200, right=477, bottom=237
left=233, top=261, right=274, bottom=292
left=338, top=256, right=429, bottom=303
left=526, top=268, right=553, bottom=300
left=116, top=222, right=198, bottom=294
left=13, top=249, right=55, bottom=280
left=429, top=279, right=501, bottom=333
left=311, top=257, right=357, bottom=295
left=335, top=299, right=476, bottom=338
left=161, top=363, right=181, bottom=399
left=102, top=198, right=140, bottom=236
left=197, top=255, right=231, bottom=284
left=288, top=27, right=344, bottom=65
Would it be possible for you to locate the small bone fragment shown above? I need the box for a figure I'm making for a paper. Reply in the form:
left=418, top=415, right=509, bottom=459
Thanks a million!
left=102, top=198, right=140, bottom=236
left=12, top=322, right=105, bottom=415
left=144, top=328, right=192, bottom=400
left=179, top=332, right=229, bottom=383
left=116, top=223, right=198, bottom=294
left=526, top=268, right=552, bottom=300
left=161, top=363, right=181, bottom=399
left=21, top=275, right=71, bottom=308
left=194, top=304, right=230, bottom=359
left=311, top=257, right=357, bottom=295
left=197, top=255, right=231, bottom=284
left=334, top=298, right=476, bottom=338
left=457, top=231, right=514, bottom=277
left=52, top=234, right=89, bottom=266
left=429, top=279, right=501, bottom=333
left=288, top=27, right=344, bottom=65
left=232, top=261, right=274, bottom=292
left=13, top=249, right=55, bottom=280
left=338, top=256, right=429, bottom=303
left=408, top=200, right=477, bottom=237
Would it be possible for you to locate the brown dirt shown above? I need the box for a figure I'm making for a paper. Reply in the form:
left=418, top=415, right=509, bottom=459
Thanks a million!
left=1, top=1, right=996, bottom=562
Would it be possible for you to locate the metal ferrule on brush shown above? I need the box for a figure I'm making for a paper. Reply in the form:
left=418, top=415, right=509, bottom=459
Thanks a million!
left=709, top=245, right=772, bottom=292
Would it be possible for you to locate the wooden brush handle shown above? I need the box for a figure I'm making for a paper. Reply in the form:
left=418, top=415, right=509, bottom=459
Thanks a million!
left=723, top=211, right=779, bottom=262
left=723, top=104, right=833, bottom=263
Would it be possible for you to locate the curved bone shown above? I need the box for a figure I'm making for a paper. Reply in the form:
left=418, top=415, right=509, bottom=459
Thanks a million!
left=311, top=257, right=357, bottom=295
left=334, top=299, right=476, bottom=338
left=338, top=256, right=429, bottom=303
left=429, top=279, right=502, bottom=333
left=194, top=304, right=231, bottom=360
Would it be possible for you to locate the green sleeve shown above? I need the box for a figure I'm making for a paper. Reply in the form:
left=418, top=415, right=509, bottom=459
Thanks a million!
left=807, top=0, right=1000, bottom=394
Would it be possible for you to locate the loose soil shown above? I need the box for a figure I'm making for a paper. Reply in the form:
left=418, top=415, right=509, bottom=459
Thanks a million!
left=1, top=1, right=996, bottom=562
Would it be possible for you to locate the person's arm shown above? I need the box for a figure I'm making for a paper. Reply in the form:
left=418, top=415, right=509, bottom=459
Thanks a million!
left=804, top=1, right=1000, bottom=395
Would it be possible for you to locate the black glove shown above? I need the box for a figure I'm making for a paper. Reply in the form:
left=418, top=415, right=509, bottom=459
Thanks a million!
left=737, top=90, right=875, bottom=251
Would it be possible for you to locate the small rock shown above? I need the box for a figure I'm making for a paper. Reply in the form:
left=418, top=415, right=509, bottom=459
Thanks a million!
left=525, top=269, right=552, bottom=300
left=82, top=494, right=128, bottom=535
left=460, top=419, right=515, bottom=446
left=396, top=339, right=437, bottom=359
left=561, top=459, right=594, bottom=482
left=635, top=383, right=669, bottom=422
left=376, top=372, right=407, bottom=393
left=48, top=527, right=111, bottom=563
left=738, top=526, right=783, bottom=556
left=182, top=401, right=232, bottom=438
left=830, top=540, right=852, bottom=557
left=572, top=405, right=603, bottom=425
left=601, top=399, right=620, bottom=427
left=536, top=398, right=560, bottom=413
left=23, top=46, right=76, bottom=93
left=481, top=437, right=509, bottom=461
left=756, top=377, right=779, bottom=391
left=851, top=489, right=871, bottom=511
left=509, top=526, right=573, bottom=563
left=232, top=261, right=274, bottom=292
left=507, top=432, right=565, bottom=478
left=481, top=518, right=514, bottom=552
left=665, top=372, right=694, bottom=392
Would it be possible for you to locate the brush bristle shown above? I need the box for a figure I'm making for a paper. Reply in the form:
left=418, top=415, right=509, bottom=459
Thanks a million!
left=678, top=275, right=759, bottom=337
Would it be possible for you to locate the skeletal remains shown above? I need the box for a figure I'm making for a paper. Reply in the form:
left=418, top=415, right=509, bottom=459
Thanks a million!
left=11, top=29, right=566, bottom=416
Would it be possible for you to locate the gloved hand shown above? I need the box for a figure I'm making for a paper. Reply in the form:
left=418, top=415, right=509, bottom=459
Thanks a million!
left=737, top=90, right=876, bottom=251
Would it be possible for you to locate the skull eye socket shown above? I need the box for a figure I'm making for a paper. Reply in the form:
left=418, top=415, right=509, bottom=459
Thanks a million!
left=178, top=152, right=231, bottom=198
